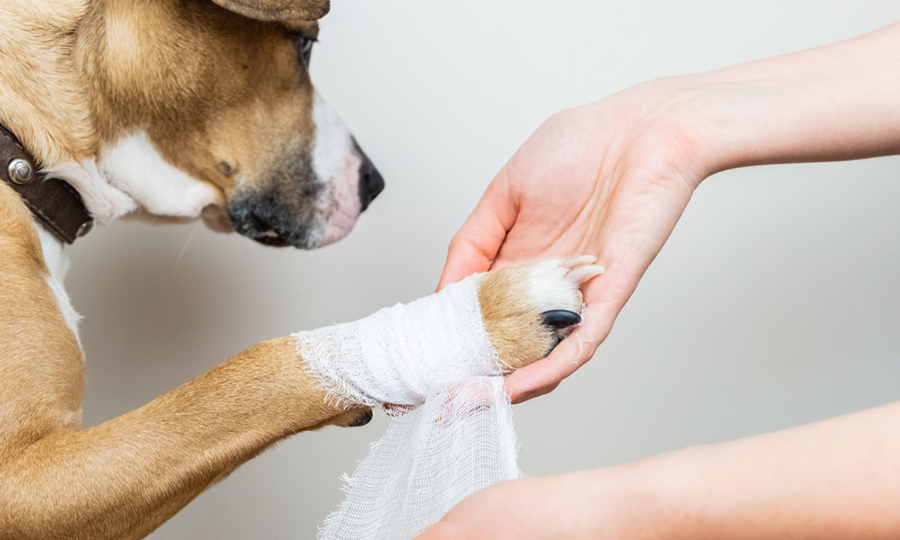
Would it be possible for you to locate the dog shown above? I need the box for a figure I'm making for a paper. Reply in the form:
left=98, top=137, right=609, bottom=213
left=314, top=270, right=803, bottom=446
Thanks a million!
left=0, top=0, right=595, bottom=538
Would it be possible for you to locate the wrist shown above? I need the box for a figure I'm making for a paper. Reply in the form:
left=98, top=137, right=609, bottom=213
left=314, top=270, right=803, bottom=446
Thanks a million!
left=592, top=447, right=714, bottom=540
left=626, top=23, right=900, bottom=176
left=624, top=74, right=755, bottom=182
left=547, top=461, right=685, bottom=540
left=584, top=75, right=730, bottom=190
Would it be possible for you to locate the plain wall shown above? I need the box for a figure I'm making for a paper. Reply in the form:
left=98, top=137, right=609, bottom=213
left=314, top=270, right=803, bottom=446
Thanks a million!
left=64, top=1, right=900, bottom=538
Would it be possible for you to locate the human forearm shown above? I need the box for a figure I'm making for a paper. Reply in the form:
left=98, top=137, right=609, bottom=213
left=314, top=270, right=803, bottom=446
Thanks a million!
left=618, top=400, right=900, bottom=539
left=419, top=401, right=900, bottom=539
left=636, top=21, right=900, bottom=178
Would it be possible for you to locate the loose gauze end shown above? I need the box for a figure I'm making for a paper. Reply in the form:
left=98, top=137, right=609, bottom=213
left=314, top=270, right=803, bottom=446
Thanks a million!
left=294, top=275, right=521, bottom=540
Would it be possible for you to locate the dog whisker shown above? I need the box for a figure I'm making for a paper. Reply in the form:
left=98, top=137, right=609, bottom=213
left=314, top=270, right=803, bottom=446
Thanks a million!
left=175, top=225, right=199, bottom=267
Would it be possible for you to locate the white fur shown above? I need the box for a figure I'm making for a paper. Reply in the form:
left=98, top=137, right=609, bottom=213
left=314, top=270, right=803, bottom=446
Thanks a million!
left=312, top=92, right=354, bottom=183
left=525, top=260, right=582, bottom=314
left=312, top=92, right=363, bottom=245
left=44, top=159, right=137, bottom=224
left=34, top=220, right=82, bottom=348
left=44, top=132, right=222, bottom=224
left=98, top=132, right=223, bottom=218
left=40, top=106, right=355, bottom=244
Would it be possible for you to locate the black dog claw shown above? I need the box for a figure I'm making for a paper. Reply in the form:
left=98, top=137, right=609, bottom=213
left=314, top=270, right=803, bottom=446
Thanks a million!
left=349, top=409, right=374, bottom=427
left=541, top=310, right=582, bottom=329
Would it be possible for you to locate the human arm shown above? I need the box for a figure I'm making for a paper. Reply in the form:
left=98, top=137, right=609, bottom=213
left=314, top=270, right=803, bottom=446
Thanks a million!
left=439, top=21, right=900, bottom=403
left=417, top=400, right=900, bottom=539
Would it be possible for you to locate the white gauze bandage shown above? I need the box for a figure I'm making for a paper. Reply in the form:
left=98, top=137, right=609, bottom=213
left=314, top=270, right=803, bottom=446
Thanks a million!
left=294, top=274, right=521, bottom=540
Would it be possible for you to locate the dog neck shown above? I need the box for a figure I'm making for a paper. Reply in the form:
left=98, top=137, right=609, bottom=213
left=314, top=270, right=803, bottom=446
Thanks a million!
left=0, top=4, right=225, bottom=228
left=44, top=134, right=225, bottom=226
left=33, top=220, right=83, bottom=344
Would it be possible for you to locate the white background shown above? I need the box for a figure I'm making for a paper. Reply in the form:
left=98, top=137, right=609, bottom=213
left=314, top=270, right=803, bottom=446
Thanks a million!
left=66, top=1, right=900, bottom=538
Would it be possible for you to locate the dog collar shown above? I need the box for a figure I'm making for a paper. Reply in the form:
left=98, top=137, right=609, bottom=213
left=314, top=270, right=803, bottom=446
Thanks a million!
left=0, top=124, right=93, bottom=244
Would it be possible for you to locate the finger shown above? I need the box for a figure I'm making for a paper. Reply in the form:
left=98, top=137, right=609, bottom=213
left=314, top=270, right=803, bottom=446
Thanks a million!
left=504, top=322, right=599, bottom=403
left=437, top=173, right=518, bottom=291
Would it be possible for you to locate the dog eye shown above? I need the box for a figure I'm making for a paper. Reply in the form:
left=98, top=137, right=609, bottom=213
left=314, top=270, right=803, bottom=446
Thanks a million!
left=295, top=35, right=316, bottom=67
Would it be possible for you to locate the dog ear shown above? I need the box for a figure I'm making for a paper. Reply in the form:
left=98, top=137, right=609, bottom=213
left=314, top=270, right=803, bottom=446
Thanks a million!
left=210, top=0, right=330, bottom=21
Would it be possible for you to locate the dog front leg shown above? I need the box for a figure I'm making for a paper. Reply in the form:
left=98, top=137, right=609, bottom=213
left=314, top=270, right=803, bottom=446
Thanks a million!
left=0, top=337, right=367, bottom=540
left=0, top=183, right=366, bottom=540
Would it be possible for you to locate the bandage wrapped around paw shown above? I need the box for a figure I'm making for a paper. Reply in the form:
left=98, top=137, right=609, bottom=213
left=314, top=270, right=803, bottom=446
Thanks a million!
left=295, top=261, right=595, bottom=540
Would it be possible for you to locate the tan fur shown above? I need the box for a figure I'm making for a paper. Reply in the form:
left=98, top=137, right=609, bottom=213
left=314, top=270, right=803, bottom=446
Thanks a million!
left=479, top=268, right=561, bottom=371
left=0, top=184, right=563, bottom=537
left=82, top=0, right=318, bottom=194
left=0, top=183, right=85, bottom=449
left=0, top=0, right=319, bottom=197
left=0, top=2, right=569, bottom=536
left=211, top=0, right=330, bottom=23
left=0, top=1, right=98, bottom=165
left=0, top=174, right=568, bottom=536
left=0, top=182, right=368, bottom=539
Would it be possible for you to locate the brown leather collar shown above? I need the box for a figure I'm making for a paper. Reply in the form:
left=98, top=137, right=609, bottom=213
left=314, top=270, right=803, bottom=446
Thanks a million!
left=0, top=124, right=93, bottom=244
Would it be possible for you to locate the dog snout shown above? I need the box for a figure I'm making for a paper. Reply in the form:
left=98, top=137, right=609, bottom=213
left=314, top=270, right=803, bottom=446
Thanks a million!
left=227, top=198, right=297, bottom=247
left=353, top=139, right=384, bottom=212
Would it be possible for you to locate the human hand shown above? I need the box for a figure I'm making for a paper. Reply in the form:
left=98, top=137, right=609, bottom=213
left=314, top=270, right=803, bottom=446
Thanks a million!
left=424, top=19, right=900, bottom=540
left=439, top=83, right=713, bottom=403
left=441, top=20, right=900, bottom=404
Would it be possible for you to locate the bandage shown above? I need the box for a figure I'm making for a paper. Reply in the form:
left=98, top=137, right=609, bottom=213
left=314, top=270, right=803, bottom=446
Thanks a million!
left=294, top=274, right=520, bottom=540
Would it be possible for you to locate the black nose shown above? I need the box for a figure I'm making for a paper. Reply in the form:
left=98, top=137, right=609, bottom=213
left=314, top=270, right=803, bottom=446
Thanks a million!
left=353, top=139, right=385, bottom=212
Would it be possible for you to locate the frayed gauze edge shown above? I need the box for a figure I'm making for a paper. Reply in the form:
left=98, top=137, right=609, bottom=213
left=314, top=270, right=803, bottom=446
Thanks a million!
left=294, top=275, right=522, bottom=540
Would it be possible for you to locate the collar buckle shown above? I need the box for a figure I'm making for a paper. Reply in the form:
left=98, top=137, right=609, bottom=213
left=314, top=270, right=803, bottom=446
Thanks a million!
left=0, top=125, right=93, bottom=244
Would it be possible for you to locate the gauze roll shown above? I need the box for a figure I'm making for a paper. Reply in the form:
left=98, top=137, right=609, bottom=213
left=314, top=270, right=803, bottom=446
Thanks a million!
left=294, top=274, right=521, bottom=540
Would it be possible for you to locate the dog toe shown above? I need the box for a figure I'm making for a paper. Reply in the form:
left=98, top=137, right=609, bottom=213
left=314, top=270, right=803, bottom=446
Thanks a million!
left=477, top=257, right=598, bottom=371
left=348, top=409, right=374, bottom=427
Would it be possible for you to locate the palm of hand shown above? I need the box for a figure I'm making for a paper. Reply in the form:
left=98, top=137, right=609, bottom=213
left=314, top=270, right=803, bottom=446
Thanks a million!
left=440, top=102, right=704, bottom=402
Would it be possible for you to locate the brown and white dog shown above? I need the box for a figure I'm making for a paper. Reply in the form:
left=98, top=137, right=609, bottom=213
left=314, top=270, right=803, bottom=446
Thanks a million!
left=0, top=0, right=596, bottom=538
left=0, top=0, right=384, bottom=249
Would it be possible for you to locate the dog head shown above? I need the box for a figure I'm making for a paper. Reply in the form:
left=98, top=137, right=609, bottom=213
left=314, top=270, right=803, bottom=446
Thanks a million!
left=81, top=0, right=383, bottom=248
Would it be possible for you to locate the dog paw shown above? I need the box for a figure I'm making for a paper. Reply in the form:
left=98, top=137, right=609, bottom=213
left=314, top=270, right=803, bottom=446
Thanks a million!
left=477, top=257, right=602, bottom=371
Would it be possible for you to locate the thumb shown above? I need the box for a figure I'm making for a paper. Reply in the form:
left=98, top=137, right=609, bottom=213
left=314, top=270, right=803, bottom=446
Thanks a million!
left=437, top=174, right=517, bottom=291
